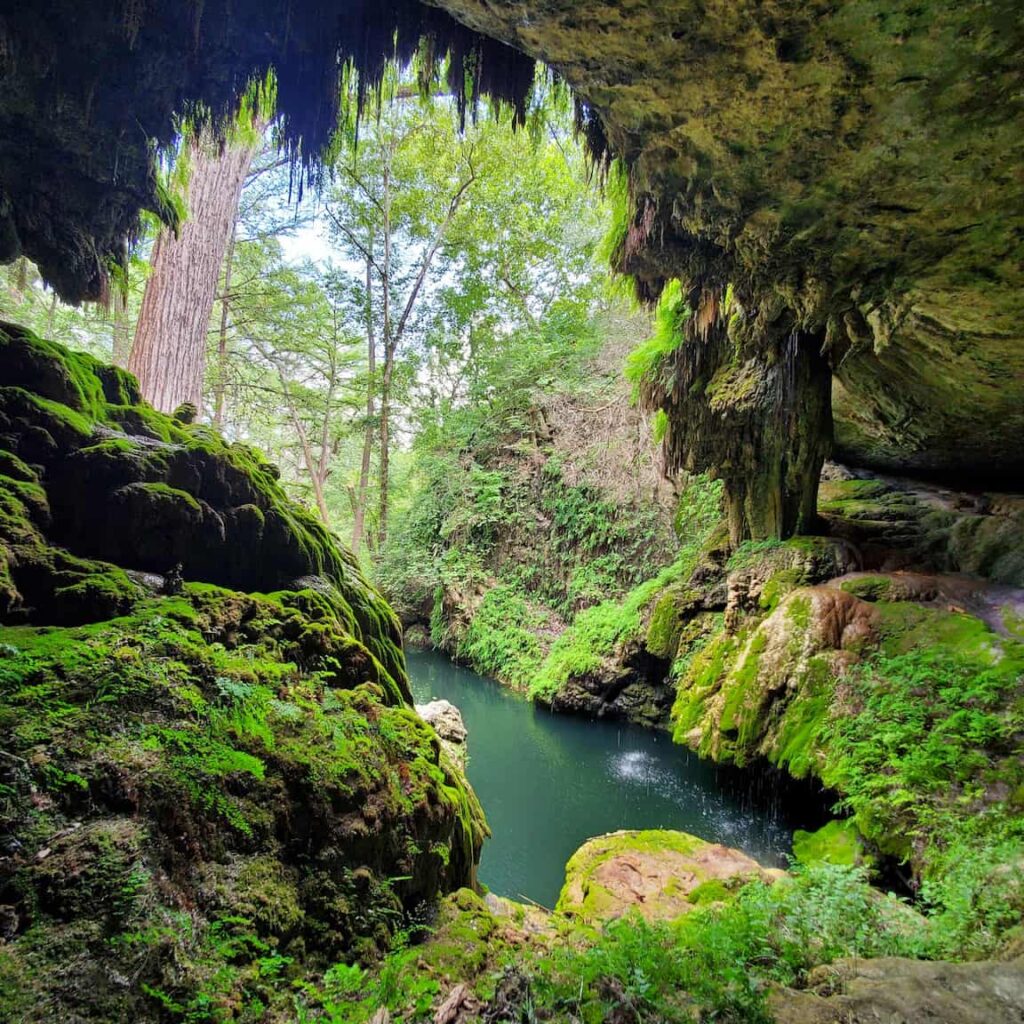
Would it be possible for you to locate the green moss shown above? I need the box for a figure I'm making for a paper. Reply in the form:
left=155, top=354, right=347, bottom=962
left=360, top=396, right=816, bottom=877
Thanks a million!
left=455, top=585, right=546, bottom=690
left=645, top=586, right=696, bottom=659
left=671, top=621, right=738, bottom=748
left=792, top=820, right=868, bottom=869
left=1002, top=606, right=1024, bottom=641
left=839, top=575, right=895, bottom=601
left=531, top=476, right=723, bottom=703
left=0, top=322, right=125, bottom=420
left=687, top=879, right=735, bottom=905
left=0, top=327, right=407, bottom=694
left=557, top=829, right=708, bottom=920
left=397, top=888, right=503, bottom=995
left=718, top=631, right=767, bottom=750
left=771, top=663, right=832, bottom=779
left=706, top=360, right=760, bottom=409
left=0, top=449, right=37, bottom=483
left=0, top=328, right=490, bottom=1019
left=0, top=583, right=484, bottom=1017
left=51, top=565, right=143, bottom=620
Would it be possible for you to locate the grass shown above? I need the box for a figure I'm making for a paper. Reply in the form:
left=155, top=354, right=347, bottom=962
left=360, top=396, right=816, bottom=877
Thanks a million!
left=298, top=863, right=930, bottom=1024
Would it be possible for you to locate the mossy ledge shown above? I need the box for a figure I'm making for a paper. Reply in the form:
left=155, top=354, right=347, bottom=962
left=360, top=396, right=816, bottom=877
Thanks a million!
left=670, top=535, right=1024, bottom=929
left=0, top=326, right=486, bottom=1020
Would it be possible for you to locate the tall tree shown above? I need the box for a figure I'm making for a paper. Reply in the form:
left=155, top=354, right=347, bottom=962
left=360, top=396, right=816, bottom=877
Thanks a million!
left=325, top=98, right=479, bottom=550
left=129, top=83, right=272, bottom=413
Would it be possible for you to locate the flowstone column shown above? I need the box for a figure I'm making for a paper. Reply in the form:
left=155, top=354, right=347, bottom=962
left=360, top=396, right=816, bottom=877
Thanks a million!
left=652, top=315, right=833, bottom=544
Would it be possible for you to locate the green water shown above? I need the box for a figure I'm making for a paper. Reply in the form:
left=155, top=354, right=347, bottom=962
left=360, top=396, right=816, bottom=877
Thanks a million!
left=408, top=648, right=826, bottom=908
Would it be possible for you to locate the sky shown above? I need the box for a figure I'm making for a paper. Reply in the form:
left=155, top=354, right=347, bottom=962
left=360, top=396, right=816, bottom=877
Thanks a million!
left=280, top=217, right=333, bottom=267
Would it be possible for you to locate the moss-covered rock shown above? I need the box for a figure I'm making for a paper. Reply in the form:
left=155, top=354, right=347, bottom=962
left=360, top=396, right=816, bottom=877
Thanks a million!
left=0, top=328, right=488, bottom=1021
left=770, top=955, right=1024, bottom=1024
left=0, top=585, right=486, bottom=1021
left=792, top=820, right=871, bottom=870
left=556, top=829, right=779, bottom=924
left=431, top=0, right=1024, bottom=538
left=819, top=472, right=1024, bottom=587
left=671, top=569, right=1024, bottom=885
left=0, top=322, right=406, bottom=689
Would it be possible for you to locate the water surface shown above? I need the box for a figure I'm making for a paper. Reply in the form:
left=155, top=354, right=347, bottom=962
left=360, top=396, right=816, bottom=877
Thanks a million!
left=408, top=647, right=826, bottom=907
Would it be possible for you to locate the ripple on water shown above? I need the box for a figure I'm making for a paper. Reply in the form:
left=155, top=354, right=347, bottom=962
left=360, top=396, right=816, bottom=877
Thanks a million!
left=407, top=649, right=823, bottom=902
left=607, top=747, right=792, bottom=855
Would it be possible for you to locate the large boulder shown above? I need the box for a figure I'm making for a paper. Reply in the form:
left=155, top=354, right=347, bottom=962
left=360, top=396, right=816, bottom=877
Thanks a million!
left=556, top=829, right=779, bottom=924
left=770, top=956, right=1024, bottom=1024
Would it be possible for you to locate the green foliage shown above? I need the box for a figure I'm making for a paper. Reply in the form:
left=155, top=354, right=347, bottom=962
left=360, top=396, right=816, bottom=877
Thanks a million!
left=825, top=638, right=1023, bottom=842
left=791, top=819, right=867, bottom=868
left=652, top=408, right=669, bottom=443
left=535, top=864, right=922, bottom=1023
left=624, top=280, right=688, bottom=394
left=455, top=586, right=546, bottom=690
left=918, top=835, right=1024, bottom=958
left=819, top=631, right=1024, bottom=951
left=530, top=475, right=723, bottom=700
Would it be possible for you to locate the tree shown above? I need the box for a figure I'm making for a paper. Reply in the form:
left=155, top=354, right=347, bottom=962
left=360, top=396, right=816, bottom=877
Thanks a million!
left=129, top=84, right=272, bottom=413
left=0, top=255, right=146, bottom=364
left=211, top=142, right=306, bottom=428
left=324, top=96, right=481, bottom=551
left=211, top=237, right=364, bottom=525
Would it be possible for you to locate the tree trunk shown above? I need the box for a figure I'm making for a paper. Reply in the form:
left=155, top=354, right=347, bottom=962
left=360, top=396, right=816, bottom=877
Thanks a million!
left=110, top=293, right=133, bottom=368
left=129, top=130, right=257, bottom=413
left=377, top=342, right=395, bottom=549
left=212, top=220, right=237, bottom=428
left=377, top=161, right=393, bottom=550
left=351, top=254, right=377, bottom=557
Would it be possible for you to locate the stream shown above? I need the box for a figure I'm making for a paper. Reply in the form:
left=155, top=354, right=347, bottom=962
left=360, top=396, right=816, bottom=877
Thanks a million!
left=407, top=648, right=831, bottom=908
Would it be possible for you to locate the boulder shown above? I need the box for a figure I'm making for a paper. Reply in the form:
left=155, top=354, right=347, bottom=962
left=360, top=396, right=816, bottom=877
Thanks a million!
left=770, top=956, right=1024, bottom=1024
left=556, top=829, right=780, bottom=924
left=417, top=699, right=469, bottom=767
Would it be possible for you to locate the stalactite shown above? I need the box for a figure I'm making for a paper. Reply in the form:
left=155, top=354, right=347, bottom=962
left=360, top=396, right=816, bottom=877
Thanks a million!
left=0, top=1, right=541, bottom=303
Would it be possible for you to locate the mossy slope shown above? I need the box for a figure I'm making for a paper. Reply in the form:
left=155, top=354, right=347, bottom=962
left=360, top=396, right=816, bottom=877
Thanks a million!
left=670, top=538, right=1024, bottom=931
left=0, top=327, right=486, bottom=1021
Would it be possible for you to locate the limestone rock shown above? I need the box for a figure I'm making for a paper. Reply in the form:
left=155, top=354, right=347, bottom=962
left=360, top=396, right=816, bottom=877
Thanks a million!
left=416, top=700, right=468, bottom=744
left=417, top=699, right=469, bottom=767
left=769, top=956, right=1024, bottom=1024
left=556, top=829, right=779, bottom=924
